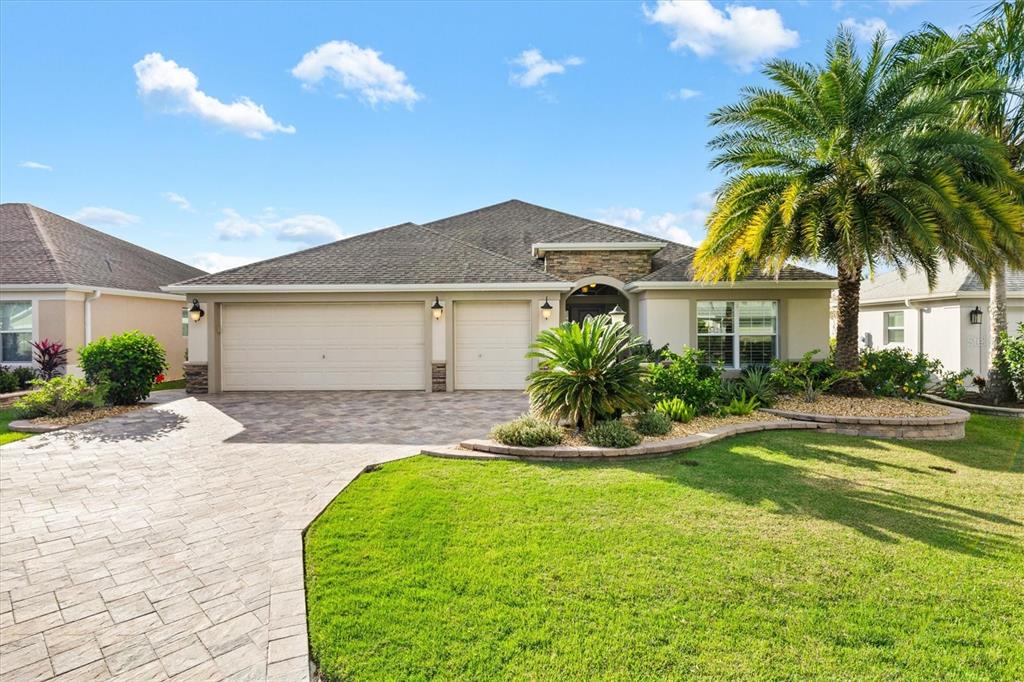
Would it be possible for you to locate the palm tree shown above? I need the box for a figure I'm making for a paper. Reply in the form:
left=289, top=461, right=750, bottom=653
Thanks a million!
left=897, top=1, right=1023, bottom=401
left=693, top=28, right=1024, bottom=392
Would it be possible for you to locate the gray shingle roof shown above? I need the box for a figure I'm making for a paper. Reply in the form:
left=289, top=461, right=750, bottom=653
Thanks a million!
left=1, top=203, right=206, bottom=293
left=172, top=222, right=564, bottom=286
left=860, top=263, right=1023, bottom=301
left=638, top=254, right=835, bottom=283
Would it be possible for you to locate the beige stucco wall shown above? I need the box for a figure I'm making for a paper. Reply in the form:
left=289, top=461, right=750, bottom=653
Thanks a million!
left=90, top=294, right=188, bottom=379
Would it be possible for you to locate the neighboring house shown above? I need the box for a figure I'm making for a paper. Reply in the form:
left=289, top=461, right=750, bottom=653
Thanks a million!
left=855, top=264, right=1024, bottom=378
left=165, top=200, right=836, bottom=393
left=1, top=203, right=206, bottom=379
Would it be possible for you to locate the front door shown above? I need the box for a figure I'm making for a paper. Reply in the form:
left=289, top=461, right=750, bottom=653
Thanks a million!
left=569, top=304, right=611, bottom=324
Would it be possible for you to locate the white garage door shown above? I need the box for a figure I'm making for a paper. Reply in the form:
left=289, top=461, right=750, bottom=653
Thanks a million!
left=454, top=301, right=532, bottom=390
left=221, top=303, right=425, bottom=391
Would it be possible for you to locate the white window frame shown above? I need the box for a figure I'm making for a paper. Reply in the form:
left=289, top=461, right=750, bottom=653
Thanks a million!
left=0, top=300, right=35, bottom=364
left=884, top=311, right=905, bottom=345
left=697, top=300, right=779, bottom=369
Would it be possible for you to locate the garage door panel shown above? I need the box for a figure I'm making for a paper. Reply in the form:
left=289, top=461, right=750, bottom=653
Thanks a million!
left=221, top=303, right=425, bottom=391
left=455, top=301, right=532, bottom=390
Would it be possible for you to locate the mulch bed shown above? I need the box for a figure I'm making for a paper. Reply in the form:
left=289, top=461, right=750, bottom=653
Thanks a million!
left=773, top=395, right=946, bottom=418
left=27, top=404, right=145, bottom=428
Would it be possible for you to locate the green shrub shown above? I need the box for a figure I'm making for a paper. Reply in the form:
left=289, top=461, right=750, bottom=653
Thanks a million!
left=772, top=350, right=857, bottom=402
left=723, top=391, right=759, bottom=416
left=0, top=365, right=37, bottom=393
left=655, top=397, right=697, bottom=423
left=14, top=376, right=94, bottom=418
left=633, top=410, right=672, bottom=436
left=78, top=331, right=167, bottom=405
left=489, top=415, right=563, bottom=448
left=998, top=323, right=1024, bottom=400
left=738, top=366, right=775, bottom=406
left=933, top=369, right=973, bottom=401
left=860, top=347, right=940, bottom=399
left=585, top=420, right=641, bottom=448
left=644, top=348, right=721, bottom=413
left=527, top=316, right=650, bottom=429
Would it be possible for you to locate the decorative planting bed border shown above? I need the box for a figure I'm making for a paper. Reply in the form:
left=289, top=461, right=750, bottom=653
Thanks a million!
left=921, top=393, right=1024, bottom=417
left=6, top=419, right=62, bottom=434
left=760, top=405, right=969, bottom=440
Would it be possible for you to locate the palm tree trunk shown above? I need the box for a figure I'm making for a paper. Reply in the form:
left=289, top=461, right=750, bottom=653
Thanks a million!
left=984, top=262, right=1014, bottom=403
left=833, top=263, right=866, bottom=395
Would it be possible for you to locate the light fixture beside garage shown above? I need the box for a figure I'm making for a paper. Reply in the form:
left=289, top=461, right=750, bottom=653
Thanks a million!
left=540, top=297, right=553, bottom=320
left=969, top=306, right=983, bottom=325
left=188, top=299, right=205, bottom=323
left=431, top=296, right=444, bottom=320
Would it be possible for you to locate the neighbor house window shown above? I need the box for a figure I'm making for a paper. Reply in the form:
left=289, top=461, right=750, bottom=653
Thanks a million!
left=0, top=301, right=33, bottom=362
left=182, top=308, right=189, bottom=337
left=697, top=301, right=778, bottom=369
left=885, top=311, right=904, bottom=344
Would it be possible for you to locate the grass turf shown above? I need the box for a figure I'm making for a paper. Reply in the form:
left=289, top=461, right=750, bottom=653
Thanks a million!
left=0, top=407, right=31, bottom=446
left=305, top=415, right=1024, bottom=681
left=151, top=378, right=186, bottom=391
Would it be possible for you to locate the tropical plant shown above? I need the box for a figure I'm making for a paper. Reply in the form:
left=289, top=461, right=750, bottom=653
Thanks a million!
left=527, top=315, right=649, bottom=430
left=693, top=28, right=1024, bottom=394
left=644, top=348, right=722, bottom=413
left=78, top=330, right=167, bottom=405
left=14, top=376, right=95, bottom=418
left=635, top=340, right=672, bottom=364
left=584, top=420, right=642, bottom=449
left=490, top=415, right=563, bottom=448
left=997, top=323, right=1024, bottom=400
left=30, top=339, right=69, bottom=380
left=860, top=348, right=941, bottom=399
left=633, top=410, right=673, bottom=436
left=738, top=365, right=776, bottom=406
left=723, top=391, right=760, bottom=416
left=898, top=1, right=1024, bottom=403
left=655, top=397, right=697, bottom=423
left=773, top=350, right=857, bottom=402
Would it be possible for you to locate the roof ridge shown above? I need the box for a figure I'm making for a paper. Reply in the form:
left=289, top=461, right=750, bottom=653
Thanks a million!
left=420, top=199, right=523, bottom=227
left=543, top=220, right=665, bottom=245
left=172, top=222, right=419, bottom=287
left=24, top=205, right=68, bottom=282
left=417, top=224, right=565, bottom=282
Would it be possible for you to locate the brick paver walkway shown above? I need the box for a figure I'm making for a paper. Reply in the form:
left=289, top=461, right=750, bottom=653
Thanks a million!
left=0, top=391, right=528, bottom=680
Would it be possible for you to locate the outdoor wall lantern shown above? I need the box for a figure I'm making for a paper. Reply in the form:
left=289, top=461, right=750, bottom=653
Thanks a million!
left=969, top=306, right=983, bottom=325
left=188, top=299, right=205, bottom=323
left=540, top=297, right=553, bottom=320
left=609, top=305, right=627, bottom=325
left=431, top=296, right=444, bottom=320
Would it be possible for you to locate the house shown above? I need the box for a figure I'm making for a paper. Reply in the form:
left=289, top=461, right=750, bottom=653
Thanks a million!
left=165, top=200, right=836, bottom=393
left=1, top=203, right=206, bottom=379
left=856, top=264, right=1024, bottom=377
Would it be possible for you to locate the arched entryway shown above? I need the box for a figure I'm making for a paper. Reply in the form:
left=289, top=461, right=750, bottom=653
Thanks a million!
left=565, top=277, right=631, bottom=325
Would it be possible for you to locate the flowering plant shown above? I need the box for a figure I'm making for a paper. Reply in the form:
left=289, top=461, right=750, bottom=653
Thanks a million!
left=31, top=339, right=69, bottom=380
left=154, top=373, right=165, bottom=384
left=860, top=348, right=941, bottom=399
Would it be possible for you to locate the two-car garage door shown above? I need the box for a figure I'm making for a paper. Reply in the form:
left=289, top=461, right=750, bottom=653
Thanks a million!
left=221, top=303, right=426, bottom=391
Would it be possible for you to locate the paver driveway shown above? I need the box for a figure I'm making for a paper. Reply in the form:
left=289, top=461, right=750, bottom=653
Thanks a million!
left=0, top=391, right=528, bottom=681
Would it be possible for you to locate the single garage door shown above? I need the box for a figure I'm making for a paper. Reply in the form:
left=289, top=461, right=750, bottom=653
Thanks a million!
left=454, top=301, right=532, bottom=390
left=221, top=303, right=425, bottom=391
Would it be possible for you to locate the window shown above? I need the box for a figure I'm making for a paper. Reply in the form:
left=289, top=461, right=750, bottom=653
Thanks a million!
left=0, top=301, right=33, bottom=362
left=697, top=300, right=778, bottom=369
left=182, top=308, right=189, bottom=337
left=885, top=311, right=905, bottom=344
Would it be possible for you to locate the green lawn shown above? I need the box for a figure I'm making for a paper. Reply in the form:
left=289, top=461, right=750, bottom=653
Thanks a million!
left=0, top=407, right=31, bottom=446
left=305, top=415, right=1024, bottom=681
left=151, top=378, right=186, bottom=391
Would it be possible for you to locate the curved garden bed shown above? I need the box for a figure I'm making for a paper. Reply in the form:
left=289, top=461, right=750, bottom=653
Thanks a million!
left=761, top=400, right=969, bottom=440
left=922, top=393, right=1024, bottom=417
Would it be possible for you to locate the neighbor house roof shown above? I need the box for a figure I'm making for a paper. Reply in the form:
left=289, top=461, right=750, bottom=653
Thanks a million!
left=1, top=203, right=205, bottom=293
left=169, top=199, right=835, bottom=289
left=860, top=263, right=1024, bottom=302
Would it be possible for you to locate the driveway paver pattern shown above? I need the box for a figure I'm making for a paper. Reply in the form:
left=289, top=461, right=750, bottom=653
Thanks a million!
left=0, top=391, right=528, bottom=680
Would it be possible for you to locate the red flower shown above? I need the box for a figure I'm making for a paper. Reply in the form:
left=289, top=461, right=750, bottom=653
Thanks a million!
left=154, top=373, right=165, bottom=384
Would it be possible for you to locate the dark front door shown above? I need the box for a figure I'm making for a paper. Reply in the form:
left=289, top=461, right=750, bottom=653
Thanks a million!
left=569, top=304, right=612, bottom=324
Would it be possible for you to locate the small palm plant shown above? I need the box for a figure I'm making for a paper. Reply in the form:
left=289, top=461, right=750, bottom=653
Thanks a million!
left=526, top=315, right=650, bottom=430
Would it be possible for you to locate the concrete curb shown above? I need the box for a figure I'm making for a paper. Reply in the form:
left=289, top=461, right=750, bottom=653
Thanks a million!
left=6, top=419, right=62, bottom=433
left=921, top=393, right=1024, bottom=417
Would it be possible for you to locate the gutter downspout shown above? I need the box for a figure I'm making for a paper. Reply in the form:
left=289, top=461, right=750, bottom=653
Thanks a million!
left=85, top=290, right=102, bottom=343
left=904, top=298, right=924, bottom=355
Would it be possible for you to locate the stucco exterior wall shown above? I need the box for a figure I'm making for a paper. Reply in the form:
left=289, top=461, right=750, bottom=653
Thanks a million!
left=90, top=294, right=188, bottom=379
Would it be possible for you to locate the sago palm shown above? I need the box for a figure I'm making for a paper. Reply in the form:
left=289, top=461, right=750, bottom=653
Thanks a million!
left=526, top=315, right=649, bottom=430
left=693, top=28, right=1024, bottom=391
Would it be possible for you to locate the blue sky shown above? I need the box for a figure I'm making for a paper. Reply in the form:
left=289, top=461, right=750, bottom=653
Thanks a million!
left=1, top=0, right=985, bottom=272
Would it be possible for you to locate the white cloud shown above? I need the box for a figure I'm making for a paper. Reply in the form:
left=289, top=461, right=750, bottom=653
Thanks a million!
left=190, top=252, right=262, bottom=273
left=886, top=0, right=923, bottom=9
left=72, top=206, right=141, bottom=227
left=595, top=204, right=709, bottom=247
left=841, top=17, right=894, bottom=42
left=19, top=161, right=52, bottom=171
left=214, top=208, right=344, bottom=245
left=163, top=191, right=194, bottom=212
left=291, top=41, right=422, bottom=108
left=509, top=49, right=584, bottom=88
left=669, top=88, right=702, bottom=100
left=134, top=52, right=295, bottom=139
left=644, top=0, right=799, bottom=72
left=215, top=208, right=264, bottom=240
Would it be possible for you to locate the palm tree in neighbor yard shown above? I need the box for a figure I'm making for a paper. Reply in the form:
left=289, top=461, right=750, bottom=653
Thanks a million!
left=693, top=28, right=1024, bottom=393
left=897, top=0, right=1024, bottom=401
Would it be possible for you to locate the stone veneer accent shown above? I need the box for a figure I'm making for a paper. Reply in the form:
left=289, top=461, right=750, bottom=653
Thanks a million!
left=761, top=406, right=969, bottom=440
left=543, top=250, right=653, bottom=282
left=183, top=361, right=209, bottom=394
left=431, top=362, right=447, bottom=392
